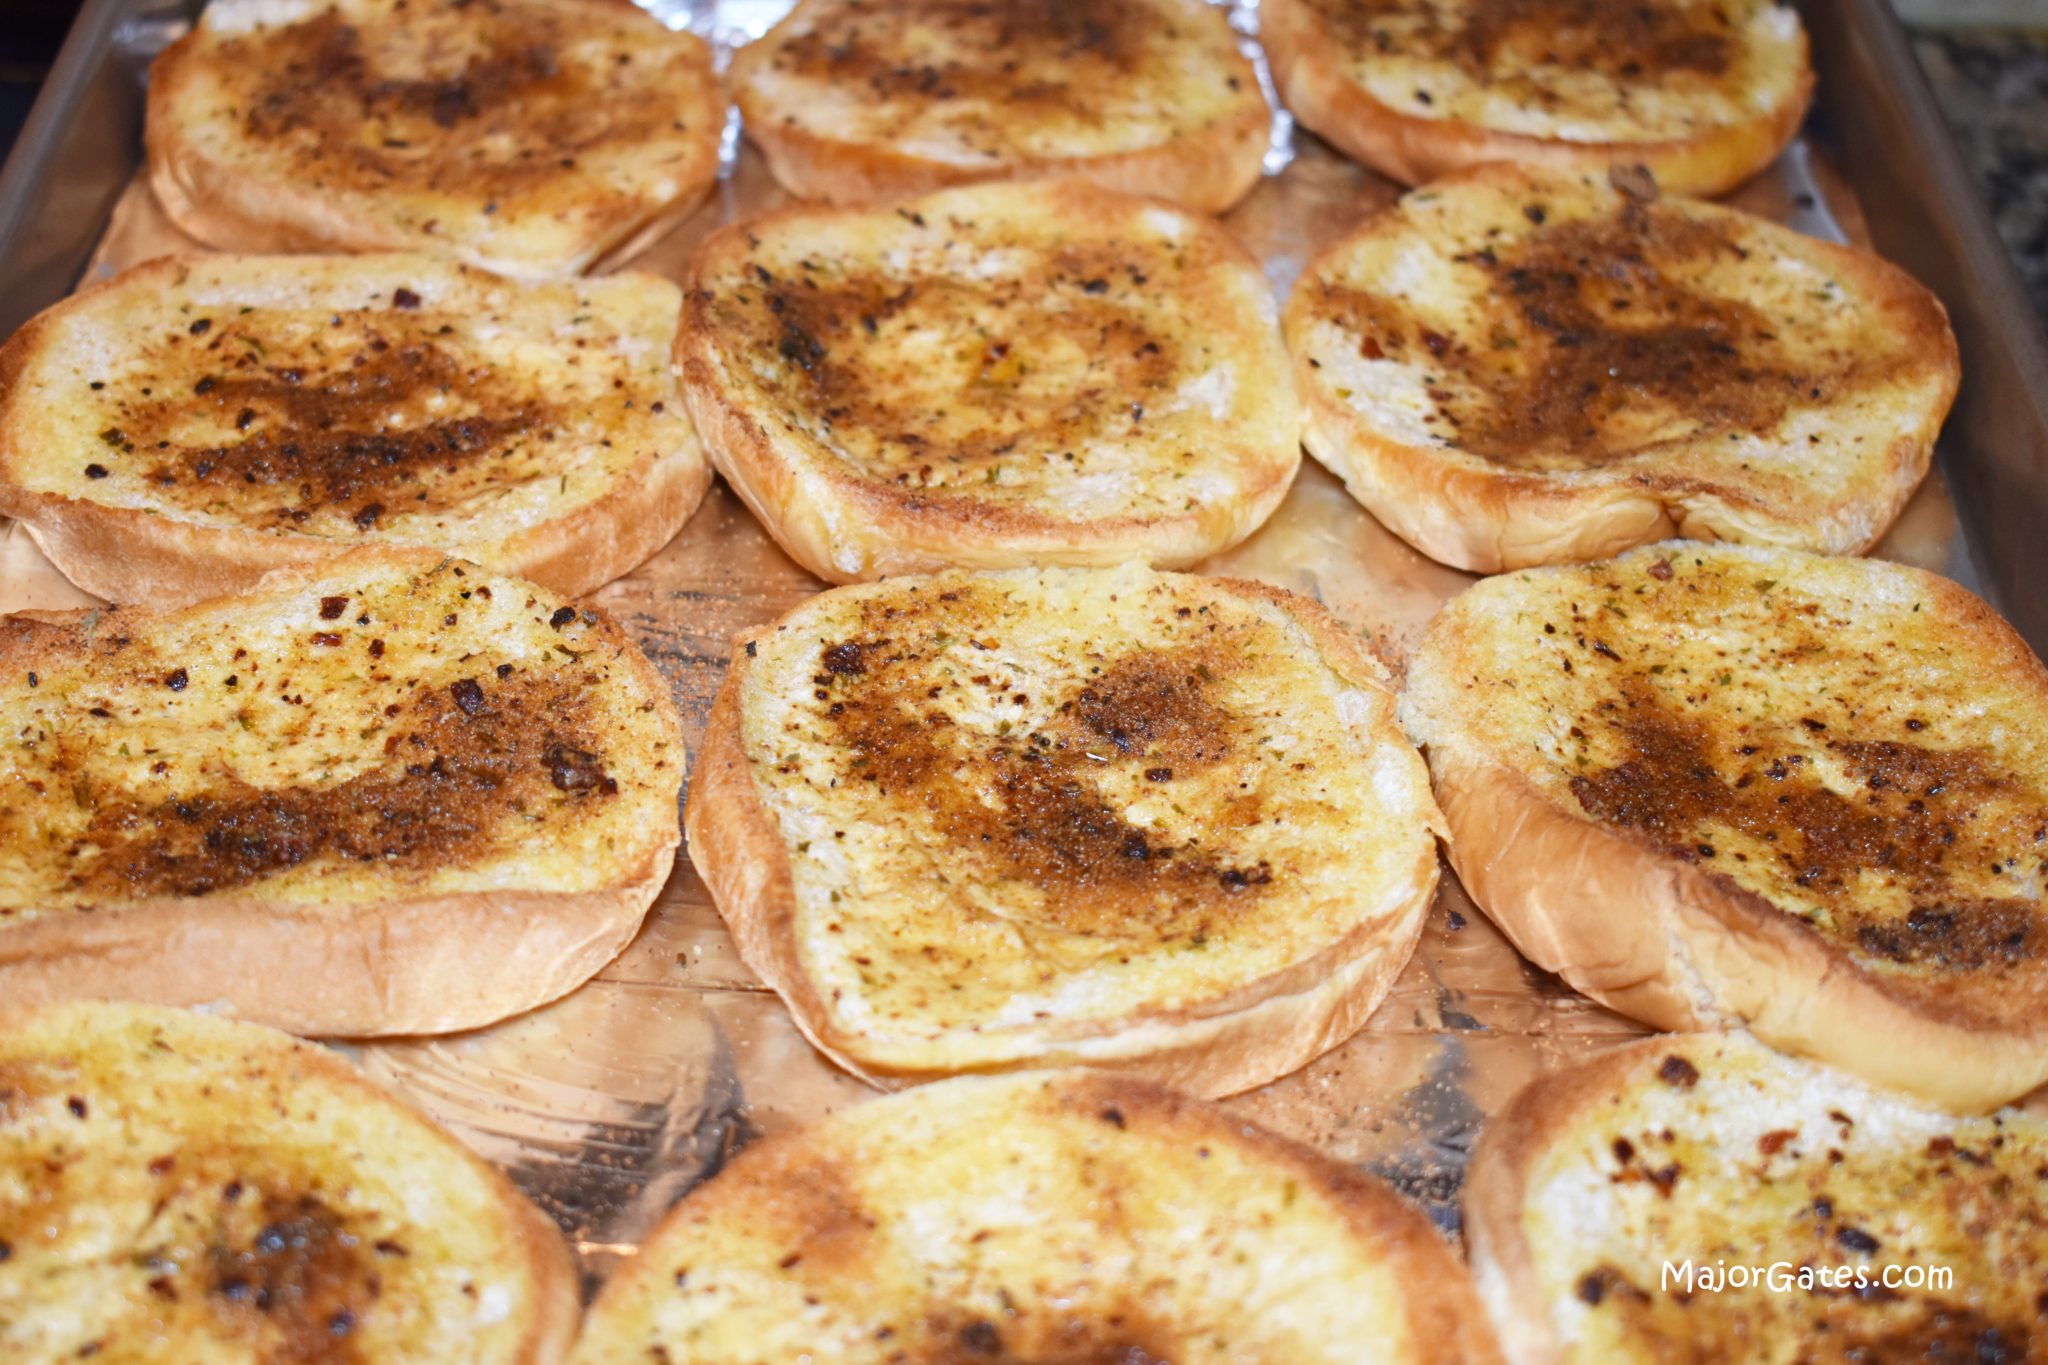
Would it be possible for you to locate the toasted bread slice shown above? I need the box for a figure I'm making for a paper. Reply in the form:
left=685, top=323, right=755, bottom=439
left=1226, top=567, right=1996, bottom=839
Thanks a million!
left=728, top=0, right=1271, bottom=213
left=679, top=179, right=1302, bottom=583
left=576, top=1069, right=1502, bottom=1364
left=1285, top=165, right=1958, bottom=573
left=1467, top=1033, right=2048, bottom=1365
left=0, top=254, right=711, bottom=607
left=146, top=0, right=723, bottom=278
left=1263, top=0, right=1812, bottom=196
left=0, top=549, right=683, bottom=1037
left=1399, top=544, right=2048, bottom=1113
left=686, top=563, right=1442, bottom=1096
left=0, top=1000, right=577, bottom=1363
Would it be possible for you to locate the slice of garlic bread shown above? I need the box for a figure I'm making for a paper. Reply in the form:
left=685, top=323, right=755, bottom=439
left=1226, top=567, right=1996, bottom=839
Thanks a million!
left=1263, top=0, right=1811, bottom=195
left=0, top=550, right=683, bottom=1037
left=680, top=179, right=1302, bottom=583
left=576, top=1069, right=1503, bottom=1365
left=0, top=254, right=710, bottom=607
left=728, top=0, right=1271, bottom=213
left=1399, top=544, right=2048, bottom=1113
left=146, top=0, right=723, bottom=277
left=1286, top=166, right=1958, bottom=573
left=686, top=563, right=1442, bottom=1096
left=1466, top=1033, right=2048, bottom=1365
left=0, top=1000, right=577, bottom=1363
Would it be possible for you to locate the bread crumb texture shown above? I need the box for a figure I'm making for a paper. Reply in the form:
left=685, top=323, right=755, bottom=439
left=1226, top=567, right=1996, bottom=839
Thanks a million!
left=0, top=555, right=679, bottom=919
left=0, top=1001, right=555, bottom=1362
left=1403, top=544, right=2048, bottom=1017
left=0, top=255, right=693, bottom=553
left=576, top=1070, right=1491, bottom=1364
left=1288, top=0, right=1806, bottom=144
left=733, top=0, right=1265, bottom=168
left=738, top=564, right=1437, bottom=1070
left=1510, top=1034, right=2048, bottom=1362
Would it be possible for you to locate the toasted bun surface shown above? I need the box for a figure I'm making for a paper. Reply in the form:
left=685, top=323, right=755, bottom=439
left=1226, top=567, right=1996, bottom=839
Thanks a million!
left=686, top=563, right=1442, bottom=1096
left=680, top=179, right=1302, bottom=583
left=1285, top=165, right=1958, bottom=573
left=1262, top=0, right=1812, bottom=196
left=0, top=254, right=710, bottom=606
left=0, top=550, right=683, bottom=1037
left=145, top=0, right=723, bottom=277
left=0, top=1000, right=576, bottom=1362
left=728, top=0, right=1271, bottom=213
left=1466, top=1033, right=2048, bottom=1364
left=576, top=1069, right=1501, bottom=1364
left=1399, top=544, right=2048, bottom=1113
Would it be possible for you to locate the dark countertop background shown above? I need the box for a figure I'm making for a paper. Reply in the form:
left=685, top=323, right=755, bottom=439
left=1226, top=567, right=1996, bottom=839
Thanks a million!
left=1, top=2, right=2044, bottom=326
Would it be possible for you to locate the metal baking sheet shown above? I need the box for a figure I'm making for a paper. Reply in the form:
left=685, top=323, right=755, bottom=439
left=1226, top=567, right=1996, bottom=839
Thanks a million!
left=1, top=0, right=2045, bottom=1289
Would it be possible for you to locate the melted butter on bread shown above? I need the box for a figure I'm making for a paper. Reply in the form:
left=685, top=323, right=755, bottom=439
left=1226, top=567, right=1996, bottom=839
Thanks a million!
left=1263, top=0, right=1810, bottom=194
left=1287, top=166, right=1957, bottom=570
left=703, top=564, right=1441, bottom=1092
left=1298, top=0, right=1803, bottom=143
left=681, top=180, right=1301, bottom=581
left=0, top=554, right=678, bottom=918
left=0, top=1001, right=574, bottom=1362
left=0, top=254, right=709, bottom=602
left=575, top=1071, right=1501, bottom=1365
left=730, top=0, right=1270, bottom=211
left=1468, top=1035, right=2048, bottom=1364
left=1401, top=543, right=2048, bottom=1110
left=146, top=0, right=723, bottom=275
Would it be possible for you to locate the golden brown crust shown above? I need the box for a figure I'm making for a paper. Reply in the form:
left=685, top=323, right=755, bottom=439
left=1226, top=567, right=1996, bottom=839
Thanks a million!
left=0, top=254, right=710, bottom=606
left=1286, top=165, right=1959, bottom=573
left=0, top=548, right=684, bottom=1037
left=0, top=1000, right=580, bottom=1361
left=686, top=566, right=1442, bottom=1096
left=145, top=0, right=724, bottom=277
left=728, top=0, right=1271, bottom=213
left=1401, top=545, right=2048, bottom=1113
left=1262, top=0, right=1812, bottom=196
left=678, top=178, right=1302, bottom=582
left=576, top=1069, right=1503, bottom=1364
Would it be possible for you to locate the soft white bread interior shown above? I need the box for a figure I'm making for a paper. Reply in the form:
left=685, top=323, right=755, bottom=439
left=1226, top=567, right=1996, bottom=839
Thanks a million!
left=0, top=999, right=577, bottom=1363
left=729, top=0, right=1272, bottom=213
left=679, top=178, right=1302, bottom=583
left=575, top=1068, right=1503, bottom=1364
left=1399, top=543, right=2048, bottom=1113
left=0, top=253, right=710, bottom=607
left=1262, top=0, right=1812, bottom=196
left=1466, top=1032, right=2048, bottom=1365
left=145, top=0, right=724, bottom=277
left=0, top=549, right=684, bottom=1037
left=686, top=563, right=1442, bottom=1097
left=1285, top=164, right=1958, bottom=573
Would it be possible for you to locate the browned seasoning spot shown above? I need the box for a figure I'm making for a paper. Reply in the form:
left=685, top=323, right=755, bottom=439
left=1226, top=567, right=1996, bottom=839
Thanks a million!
left=1567, top=682, right=2044, bottom=972
left=1306, top=1, right=1729, bottom=90
left=319, top=596, right=349, bottom=620
left=207, top=1192, right=376, bottom=1363
left=63, top=672, right=616, bottom=899
left=769, top=0, right=1152, bottom=116
left=1322, top=206, right=1897, bottom=470
left=1657, top=1054, right=1700, bottom=1088
left=137, top=342, right=545, bottom=517
left=818, top=630, right=1273, bottom=939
